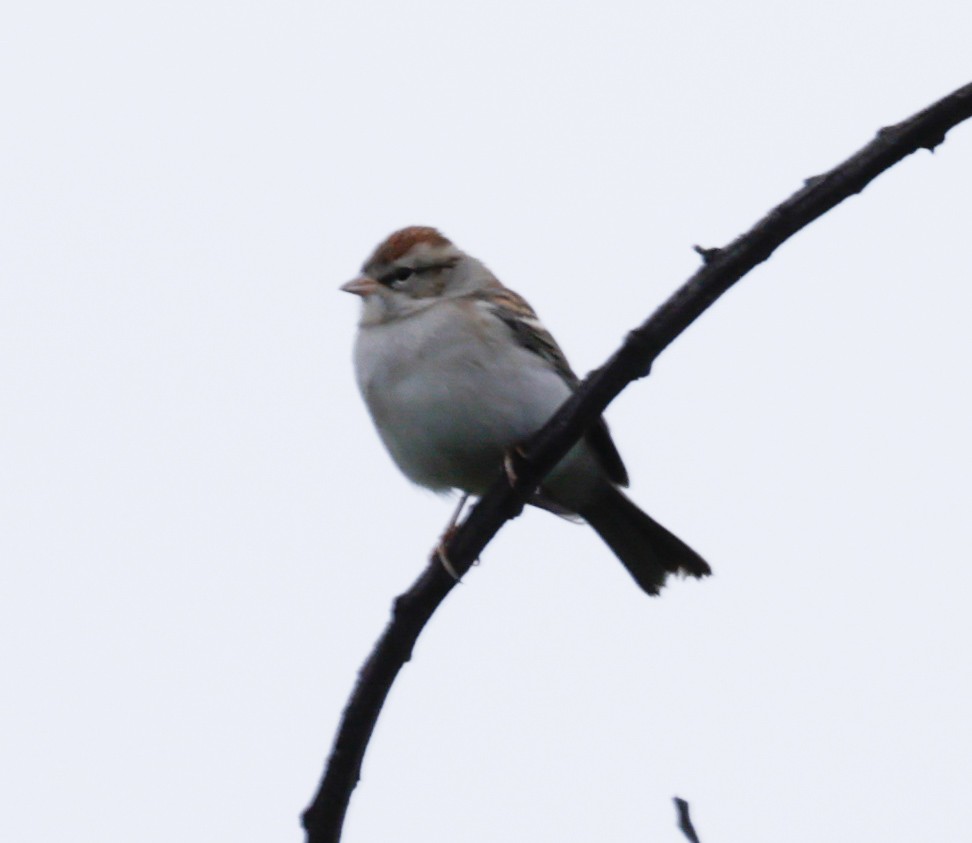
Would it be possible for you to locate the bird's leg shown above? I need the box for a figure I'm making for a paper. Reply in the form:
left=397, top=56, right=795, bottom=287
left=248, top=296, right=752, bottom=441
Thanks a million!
left=435, top=494, right=469, bottom=581
left=442, top=493, right=469, bottom=536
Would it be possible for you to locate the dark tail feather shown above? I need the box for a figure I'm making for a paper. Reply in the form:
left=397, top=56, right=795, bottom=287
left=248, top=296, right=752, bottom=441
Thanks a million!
left=580, top=486, right=711, bottom=596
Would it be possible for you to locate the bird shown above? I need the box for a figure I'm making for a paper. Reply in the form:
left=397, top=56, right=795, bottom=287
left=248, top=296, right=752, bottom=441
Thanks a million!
left=341, top=226, right=710, bottom=595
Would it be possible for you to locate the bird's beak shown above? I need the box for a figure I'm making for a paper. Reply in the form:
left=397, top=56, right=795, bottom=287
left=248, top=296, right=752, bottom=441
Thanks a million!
left=340, top=276, right=380, bottom=297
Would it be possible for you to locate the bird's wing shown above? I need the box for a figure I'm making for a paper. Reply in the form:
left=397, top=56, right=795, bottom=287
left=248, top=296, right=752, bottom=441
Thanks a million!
left=477, top=286, right=630, bottom=487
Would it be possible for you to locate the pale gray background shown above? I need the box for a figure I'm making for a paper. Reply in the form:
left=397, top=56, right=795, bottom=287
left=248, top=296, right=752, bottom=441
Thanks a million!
left=2, top=2, right=971, bottom=841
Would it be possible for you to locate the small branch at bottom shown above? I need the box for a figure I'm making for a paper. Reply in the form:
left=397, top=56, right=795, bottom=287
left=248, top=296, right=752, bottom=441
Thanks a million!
left=674, top=796, right=702, bottom=843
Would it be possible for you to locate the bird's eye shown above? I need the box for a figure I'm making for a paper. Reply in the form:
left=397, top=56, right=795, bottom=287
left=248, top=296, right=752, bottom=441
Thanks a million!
left=377, top=265, right=420, bottom=288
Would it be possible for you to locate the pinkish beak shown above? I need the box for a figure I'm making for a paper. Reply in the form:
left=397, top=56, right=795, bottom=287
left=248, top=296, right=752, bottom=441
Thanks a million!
left=340, top=276, right=380, bottom=297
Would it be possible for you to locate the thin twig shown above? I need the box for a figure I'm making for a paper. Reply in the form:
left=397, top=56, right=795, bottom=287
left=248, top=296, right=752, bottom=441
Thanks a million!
left=302, top=81, right=972, bottom=842
left=674, top=796, right=702, bottom=843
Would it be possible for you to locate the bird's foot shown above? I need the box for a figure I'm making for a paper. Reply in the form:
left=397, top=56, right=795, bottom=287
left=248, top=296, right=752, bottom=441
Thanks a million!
left=503, top=446, right=529, bottom=487
left=436, top=540, right=462, bottom=582
left=435, top=494, right=469, bottom=581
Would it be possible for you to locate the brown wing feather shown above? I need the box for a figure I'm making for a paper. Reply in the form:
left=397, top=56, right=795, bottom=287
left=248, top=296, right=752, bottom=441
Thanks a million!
left=479, top=287, right=629, bottom=487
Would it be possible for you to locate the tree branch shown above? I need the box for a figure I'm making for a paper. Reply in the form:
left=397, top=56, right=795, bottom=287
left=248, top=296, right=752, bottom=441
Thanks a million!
left=302, top=81, right=972, bottom=842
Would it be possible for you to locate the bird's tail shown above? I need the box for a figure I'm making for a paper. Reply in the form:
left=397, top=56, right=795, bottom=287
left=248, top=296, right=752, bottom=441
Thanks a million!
left=580, top=486, right=711, bottom=596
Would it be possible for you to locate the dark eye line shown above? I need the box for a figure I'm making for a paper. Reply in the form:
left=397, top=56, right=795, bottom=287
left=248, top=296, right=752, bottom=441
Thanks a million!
left=378, top=262, right=450, bottom=287
left=376, top=268, right=409, bottom=286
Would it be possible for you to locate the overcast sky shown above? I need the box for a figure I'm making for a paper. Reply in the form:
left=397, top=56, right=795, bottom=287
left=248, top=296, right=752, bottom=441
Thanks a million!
left=3, top=2, right=971, bottom=841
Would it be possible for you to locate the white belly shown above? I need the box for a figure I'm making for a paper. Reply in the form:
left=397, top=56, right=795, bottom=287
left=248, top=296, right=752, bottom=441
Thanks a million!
left=353, top=301, right=575, bottom=494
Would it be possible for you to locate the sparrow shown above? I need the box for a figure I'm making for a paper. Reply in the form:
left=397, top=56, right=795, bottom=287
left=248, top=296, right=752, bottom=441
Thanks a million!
left=341, top=226, right=710, bottom=595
